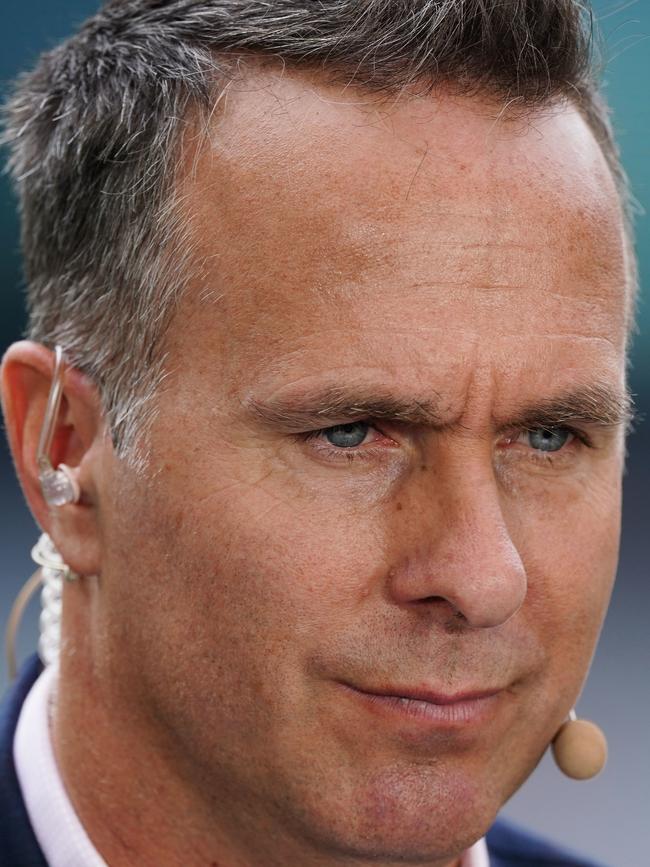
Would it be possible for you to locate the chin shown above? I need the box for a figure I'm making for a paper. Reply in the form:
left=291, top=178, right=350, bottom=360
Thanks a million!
left=288, top=763, right=498, bottom=863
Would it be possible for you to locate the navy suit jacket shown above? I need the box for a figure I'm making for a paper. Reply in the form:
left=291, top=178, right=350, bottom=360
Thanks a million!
left=1, top=655, right=608, bottom=866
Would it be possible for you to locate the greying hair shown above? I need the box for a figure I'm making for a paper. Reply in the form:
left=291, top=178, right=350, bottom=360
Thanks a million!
left=2, top=0, right=632, bottom=461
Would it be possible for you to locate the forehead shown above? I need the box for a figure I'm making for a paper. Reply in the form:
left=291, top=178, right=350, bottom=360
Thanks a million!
left=174, top=70, right=628, bottom=398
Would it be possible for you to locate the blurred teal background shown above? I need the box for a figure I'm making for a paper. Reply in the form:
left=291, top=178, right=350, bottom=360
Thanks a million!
left=0, top=3, right=648, bottom=865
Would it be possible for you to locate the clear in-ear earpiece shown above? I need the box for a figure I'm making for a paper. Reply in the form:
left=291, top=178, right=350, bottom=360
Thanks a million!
left=40, top=464, right=80, bottom=508
left=37, top=346, right=81, bottom=507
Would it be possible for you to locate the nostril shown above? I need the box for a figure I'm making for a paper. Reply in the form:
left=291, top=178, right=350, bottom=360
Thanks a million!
left=418, top=595, right=448, bottom=605
left=413, top=597, right=469, bottom=631
left=418, top=596, right=464, bottom=617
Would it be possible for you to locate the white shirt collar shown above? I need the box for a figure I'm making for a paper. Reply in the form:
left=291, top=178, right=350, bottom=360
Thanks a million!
left=14, top=664, right=489, bottom=867
left=13, top=663, right=107, bottom=866
left=462, top=836, right=490, bottom=867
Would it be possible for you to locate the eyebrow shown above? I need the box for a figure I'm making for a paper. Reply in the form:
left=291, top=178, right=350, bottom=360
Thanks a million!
left=245, top=383, right=635, bottom=434
left=508, top=385, right=636, bottom=433
left=246, top=386, right=445, bottom=431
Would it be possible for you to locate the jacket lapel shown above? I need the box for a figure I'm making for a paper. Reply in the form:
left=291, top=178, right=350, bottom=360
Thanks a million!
left=0, top=654, right=48, bottom=866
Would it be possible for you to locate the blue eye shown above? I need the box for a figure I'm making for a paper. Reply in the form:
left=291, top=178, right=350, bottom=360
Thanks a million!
left=324, top=422, right=370, bottom=448
left=528, top=428, right=571, bottom=452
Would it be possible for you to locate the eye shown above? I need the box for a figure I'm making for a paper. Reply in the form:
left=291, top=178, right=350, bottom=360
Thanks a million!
left=525, top=427, right=573, bottom=453
left=322, top=422, right=371, bottom=448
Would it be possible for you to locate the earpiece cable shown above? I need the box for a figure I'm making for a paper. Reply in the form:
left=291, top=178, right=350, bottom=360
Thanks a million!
left=5, top=569, right=43, bottom=681
left=36, top=345, right=66, bottom=476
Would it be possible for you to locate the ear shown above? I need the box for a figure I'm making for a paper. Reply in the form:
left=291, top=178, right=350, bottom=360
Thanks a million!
left=1, top=340, right=106, bottom=576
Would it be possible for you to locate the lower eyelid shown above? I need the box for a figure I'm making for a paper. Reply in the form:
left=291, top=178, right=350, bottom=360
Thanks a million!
left=299, top=427, right=401, bottom=463
left=307, top=424, right=388, bottom=446
left=305, top=442, right=387, bottom=466
left=302, top=427, right=591, bottom=466
left=499, top=431, right=589, bottom=464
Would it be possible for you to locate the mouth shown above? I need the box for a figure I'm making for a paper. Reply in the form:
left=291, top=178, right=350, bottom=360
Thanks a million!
left=339, top=682, right=503, bottom=728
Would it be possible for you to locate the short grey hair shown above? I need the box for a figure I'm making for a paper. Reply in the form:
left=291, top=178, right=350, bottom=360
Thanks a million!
left=2, top=0, right=634, bottom=463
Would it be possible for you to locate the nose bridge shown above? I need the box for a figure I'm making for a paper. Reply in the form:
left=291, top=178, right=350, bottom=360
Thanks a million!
left=387, top=454, right=527, bottom=629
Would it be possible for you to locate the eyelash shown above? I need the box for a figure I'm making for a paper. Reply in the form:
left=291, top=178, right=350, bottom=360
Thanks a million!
left=503, top=426, right=592, bottom=467
left=299, top=424, right=388, bottom=463
left=297, top=421, right=593, bottom=465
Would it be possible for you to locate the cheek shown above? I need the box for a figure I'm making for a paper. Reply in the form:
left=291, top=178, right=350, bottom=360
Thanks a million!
left=157, top=477, right=388, bottom=672
left=119, top=478, right=391, bottom=755
left=211, top=488, right=383, bottom=607
left=510, top=471, right=621, bottom=687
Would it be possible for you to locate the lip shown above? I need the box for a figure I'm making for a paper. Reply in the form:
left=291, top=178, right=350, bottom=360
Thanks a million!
left=339, top=682, right=503, bottom=728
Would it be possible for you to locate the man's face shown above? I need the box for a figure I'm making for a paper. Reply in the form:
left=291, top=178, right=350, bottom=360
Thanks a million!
left=95, top=74, right=629, bottom=863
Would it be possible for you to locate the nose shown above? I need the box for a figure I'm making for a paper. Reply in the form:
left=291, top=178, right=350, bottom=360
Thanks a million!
left=387, top=474, right=527, bottom=629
